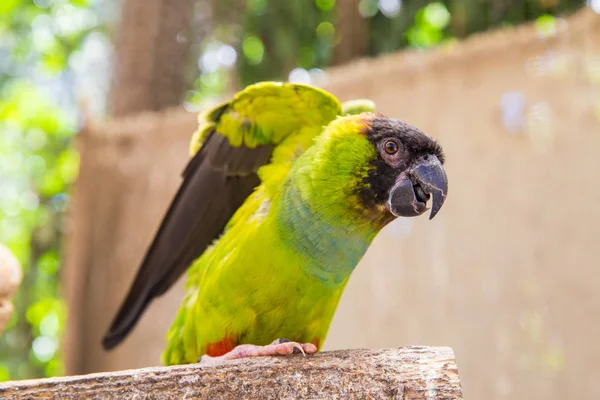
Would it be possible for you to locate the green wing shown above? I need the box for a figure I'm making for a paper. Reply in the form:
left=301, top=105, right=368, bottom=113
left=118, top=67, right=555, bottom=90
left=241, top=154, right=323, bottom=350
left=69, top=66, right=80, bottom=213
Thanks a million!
left=102, top=82, right=342, bottom=349
left=190, top=82, right=341, bottom=153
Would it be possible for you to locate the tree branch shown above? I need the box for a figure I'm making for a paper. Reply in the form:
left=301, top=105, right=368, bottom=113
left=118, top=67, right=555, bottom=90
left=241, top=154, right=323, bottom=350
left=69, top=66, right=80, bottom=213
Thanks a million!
left=0, top=347, right=462, bottom=399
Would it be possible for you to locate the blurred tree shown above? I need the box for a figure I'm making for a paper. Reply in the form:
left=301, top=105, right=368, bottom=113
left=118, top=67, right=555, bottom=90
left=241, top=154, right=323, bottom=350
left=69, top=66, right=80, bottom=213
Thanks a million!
left=108, top=0, right=197, bottom=116
left=333, top=0, right=368, bottom=65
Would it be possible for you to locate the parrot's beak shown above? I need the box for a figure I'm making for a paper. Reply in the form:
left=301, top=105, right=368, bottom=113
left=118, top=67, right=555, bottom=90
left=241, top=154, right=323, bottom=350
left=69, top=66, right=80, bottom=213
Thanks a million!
left=387, top=155, right=448, bottom=220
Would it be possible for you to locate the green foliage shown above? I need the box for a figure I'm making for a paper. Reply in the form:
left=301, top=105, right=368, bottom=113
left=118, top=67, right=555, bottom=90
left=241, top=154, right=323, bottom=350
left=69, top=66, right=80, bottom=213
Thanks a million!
left=239, top=0, right=335, bottom=84
left=405, top=2, right=451, bottom=48
left=186, top=0, right=584, bottom=109
left=242, top=35, right=265, bottom=65
left=0, top=81, right=75, bottom=381
left=0, top=0, right=102, bottom=382
left=233, top=0, right=584, bottom=85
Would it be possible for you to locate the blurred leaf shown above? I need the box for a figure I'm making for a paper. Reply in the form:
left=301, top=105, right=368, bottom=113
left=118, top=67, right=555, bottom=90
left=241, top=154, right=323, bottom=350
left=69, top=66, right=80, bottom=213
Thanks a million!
left=535, top=14, right=557, bottom=38
left=57, top=148, right=80, bottom=184
left=358, top=0, right=379, bottom=17
left=40, top=169, right=66, bottom=196
left=315, top=0, right=336, bottom=12
left=242, top=35, right=265, bottom=64
left=407, top=23, right=444, bottom=48
left=299, top=46, right=315, bottom=68
left=37, top=250, right=59, bottom=275
left=0, top=1, right=85, bottom=380
left=316, top=21, right=335, bottom=40
left=247, top=0, right=267, bottom=13
left=40, top=51, right=67, bottom=75
left=0, top=0, right=20, bottom=16
left=45, top=358, right=63, bottom=377
left=26, top=298, right=56, bottom=329
left=406, top=2, right=452, bottom=48
left=5, top=309, right=19, bottom=331
left=422, top=2, right=451, bottom=30
left=0, top=365, right=10, bottom=381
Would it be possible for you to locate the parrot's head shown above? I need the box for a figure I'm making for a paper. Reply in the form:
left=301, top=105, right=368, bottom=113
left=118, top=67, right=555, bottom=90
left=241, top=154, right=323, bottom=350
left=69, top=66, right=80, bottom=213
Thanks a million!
left=309, top=113, right=448, bottom=227
left=361, top=115, right=448, bottom=221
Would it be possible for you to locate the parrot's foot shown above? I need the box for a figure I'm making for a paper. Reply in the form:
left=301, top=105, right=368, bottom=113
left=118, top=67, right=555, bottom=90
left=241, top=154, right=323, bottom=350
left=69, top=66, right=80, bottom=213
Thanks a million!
left=199, top=338, right=317, bottom=365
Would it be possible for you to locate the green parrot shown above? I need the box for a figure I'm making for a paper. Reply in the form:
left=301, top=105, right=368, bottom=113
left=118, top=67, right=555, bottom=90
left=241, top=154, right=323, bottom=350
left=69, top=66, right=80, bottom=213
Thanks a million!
left=102, top=82, right=448, bottom=365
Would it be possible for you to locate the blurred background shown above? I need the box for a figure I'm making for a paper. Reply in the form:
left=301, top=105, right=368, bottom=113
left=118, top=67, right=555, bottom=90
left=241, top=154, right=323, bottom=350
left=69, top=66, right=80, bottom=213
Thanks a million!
left=0, top=0, right=599, bottom=398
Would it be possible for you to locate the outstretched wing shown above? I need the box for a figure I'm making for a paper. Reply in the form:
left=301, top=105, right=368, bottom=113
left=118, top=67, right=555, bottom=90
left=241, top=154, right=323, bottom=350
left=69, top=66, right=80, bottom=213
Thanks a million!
left=102, top=82, right=341, bottom=349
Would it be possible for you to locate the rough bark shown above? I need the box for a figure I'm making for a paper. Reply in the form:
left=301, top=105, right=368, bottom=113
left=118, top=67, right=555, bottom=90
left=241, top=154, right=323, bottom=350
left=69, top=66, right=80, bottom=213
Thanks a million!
left=0, top=244, right=21, bottom=333
left=0, top=347, right=462, bottom=399
left=108, top=0, right=196, bottom=116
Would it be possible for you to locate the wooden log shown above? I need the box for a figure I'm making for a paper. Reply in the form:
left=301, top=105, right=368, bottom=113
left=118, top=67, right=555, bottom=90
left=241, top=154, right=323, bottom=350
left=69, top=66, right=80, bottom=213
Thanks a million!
left=0, top=347, right=462, bottom=399
left=0, top=243, right=21, bottom=333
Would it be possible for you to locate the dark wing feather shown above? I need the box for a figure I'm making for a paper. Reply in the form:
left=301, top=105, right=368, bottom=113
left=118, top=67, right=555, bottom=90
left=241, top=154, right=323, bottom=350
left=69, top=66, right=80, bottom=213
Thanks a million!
left=102, top=132, right=273, bottom=350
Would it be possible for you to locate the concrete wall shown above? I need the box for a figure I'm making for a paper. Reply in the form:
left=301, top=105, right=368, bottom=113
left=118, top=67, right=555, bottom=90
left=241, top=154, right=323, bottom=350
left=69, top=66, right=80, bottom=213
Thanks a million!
left=64, top=9, right=600, bottom=399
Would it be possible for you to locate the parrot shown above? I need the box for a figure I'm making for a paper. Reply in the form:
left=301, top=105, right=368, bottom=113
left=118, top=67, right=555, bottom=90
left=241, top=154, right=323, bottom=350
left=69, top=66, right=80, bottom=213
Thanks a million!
left=102, top=82, right=448, bottom=365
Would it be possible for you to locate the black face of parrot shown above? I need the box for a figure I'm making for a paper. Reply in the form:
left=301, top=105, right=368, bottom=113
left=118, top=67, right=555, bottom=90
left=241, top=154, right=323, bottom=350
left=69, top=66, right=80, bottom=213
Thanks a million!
left=361, top=116, right=448, bottom=220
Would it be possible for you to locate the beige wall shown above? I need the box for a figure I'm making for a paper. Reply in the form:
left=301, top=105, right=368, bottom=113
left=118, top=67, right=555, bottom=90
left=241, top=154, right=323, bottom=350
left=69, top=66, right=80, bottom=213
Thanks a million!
left=64, top=9, right=600, bottom=399
left=325, top=9, right=600, bottom=399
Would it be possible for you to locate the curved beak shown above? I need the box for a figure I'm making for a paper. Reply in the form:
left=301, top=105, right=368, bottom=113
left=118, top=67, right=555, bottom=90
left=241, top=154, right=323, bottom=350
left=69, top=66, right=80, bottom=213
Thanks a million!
left=387, top=155, right=448, bottom=220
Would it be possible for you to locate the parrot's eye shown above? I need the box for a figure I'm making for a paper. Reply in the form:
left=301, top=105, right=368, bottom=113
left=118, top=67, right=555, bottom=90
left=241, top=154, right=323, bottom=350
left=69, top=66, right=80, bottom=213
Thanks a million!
left=384, top=140, right=399, bottom=155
